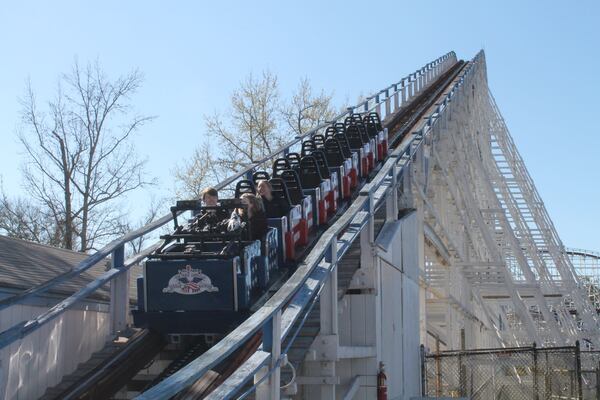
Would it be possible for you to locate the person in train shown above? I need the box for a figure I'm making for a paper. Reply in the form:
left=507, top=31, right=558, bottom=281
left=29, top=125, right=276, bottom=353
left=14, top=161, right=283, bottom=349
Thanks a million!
left=256, top=180, right=291, bottom=218
left=194, top=187, right=229, bottom=231
left=229, top=193, right=268, bottom=240
left=220, top=193, right=268, bottom=255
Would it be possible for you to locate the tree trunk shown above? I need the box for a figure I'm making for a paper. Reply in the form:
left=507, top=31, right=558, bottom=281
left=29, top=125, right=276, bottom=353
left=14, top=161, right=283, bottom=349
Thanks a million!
left=57, top=136, right=73, bottom=250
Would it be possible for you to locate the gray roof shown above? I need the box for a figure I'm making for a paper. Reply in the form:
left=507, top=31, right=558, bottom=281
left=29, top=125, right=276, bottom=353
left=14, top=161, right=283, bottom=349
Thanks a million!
left=0, top=235, right=139, bottom=303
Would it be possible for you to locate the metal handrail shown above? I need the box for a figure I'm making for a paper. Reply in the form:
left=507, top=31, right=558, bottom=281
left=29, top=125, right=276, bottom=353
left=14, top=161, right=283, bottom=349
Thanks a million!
left=137, top=51, right=483, bottom=399
left=0, top=52, right=457, bottom=351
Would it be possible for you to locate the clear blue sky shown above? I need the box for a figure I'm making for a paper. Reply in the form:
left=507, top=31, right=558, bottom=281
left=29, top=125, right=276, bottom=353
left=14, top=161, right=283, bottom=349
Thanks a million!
left=0, top=1, right=598, bottom=250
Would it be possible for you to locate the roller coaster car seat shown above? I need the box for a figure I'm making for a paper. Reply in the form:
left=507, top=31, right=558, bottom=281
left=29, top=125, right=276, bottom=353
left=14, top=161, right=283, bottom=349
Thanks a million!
left=323, top=138, right=344, bottom=167
left=286, top=153, right=302, bottom=170
left=268, top=178, right=293, bottom=213
left=334, top=122, right=346, bottom=135
left=369, top=112, right=383, bottom=131
left=299, top=156, right=330, bottom=225
left=347, top=114, right=376, bottom=166
left=301, top=139, right=317, bottom=157
left=327, top=126, right=358, bottom=188
left=364, top=115, right=379, bottom=138
left=365, top=112, right=388, bottom=158
left=346, top=125, right=370, bottom=178
left=312, top=134, right=326, bottom=148
left=252, top=171, right=270, bottom=184
left=303, top=146, right=331, bottom=179
left=281, top=169, right=313, bottom=242
left=235, top=180, right=256, bottom=198
left=324, top=126, right=337, bottom=140
left=328, top=124, right=359, bottom=188
left=325, top=138, right=352, bottom=199
left=356, top=116, right=377, bottom=166
left=309, top=149, right=337, bottom=215
left=272, top=158, right=292, bottom=177
left=269, top=178, right=303, bottom=259
left=298, top=156, right=323, bottom=188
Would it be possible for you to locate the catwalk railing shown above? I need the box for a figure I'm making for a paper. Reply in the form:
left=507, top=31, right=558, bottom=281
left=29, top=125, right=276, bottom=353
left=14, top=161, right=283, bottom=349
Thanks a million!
left=137, top=52, right=482, bottom=399
left=0, top=53, right=457, bottom=354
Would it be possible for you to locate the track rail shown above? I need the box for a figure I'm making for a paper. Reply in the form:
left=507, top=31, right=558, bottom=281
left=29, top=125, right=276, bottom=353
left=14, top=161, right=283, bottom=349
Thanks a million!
left=46, top=329, right=165, bottom=400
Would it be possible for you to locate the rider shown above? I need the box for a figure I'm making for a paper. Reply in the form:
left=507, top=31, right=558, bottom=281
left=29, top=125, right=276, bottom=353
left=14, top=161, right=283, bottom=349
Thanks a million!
left=193, top=187, right=229, bottom=231
left=256, top=180, right=290, bottom=218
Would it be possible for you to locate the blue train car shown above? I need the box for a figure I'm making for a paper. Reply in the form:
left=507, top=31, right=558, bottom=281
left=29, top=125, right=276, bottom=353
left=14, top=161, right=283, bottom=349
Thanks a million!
left=133, top=199, right=278, bottom=335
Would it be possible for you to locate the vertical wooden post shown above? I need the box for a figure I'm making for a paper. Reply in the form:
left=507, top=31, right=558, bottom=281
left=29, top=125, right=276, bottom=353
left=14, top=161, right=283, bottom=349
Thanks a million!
left=109, top=245, right=128, bottom=335
left=255, top=310, right=282, bottom=400
left=322, top=241, right=339, bottom=335
left=386, top=167, right=398, bottom=221
left=385, top=89, right=391, bottom=117
left=319, top=241, right=338, bottom=399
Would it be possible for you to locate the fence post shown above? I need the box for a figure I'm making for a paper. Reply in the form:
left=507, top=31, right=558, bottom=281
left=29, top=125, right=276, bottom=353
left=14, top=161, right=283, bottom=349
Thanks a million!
left=420, top=344, right=426, bottom=396
left=596, top=360, right=600, bottom=400
left=458, top=351, right=466, bottom=397
left=109, top=244, right=128, bottom=335
left=435, top=335, right=441, bottom=397
left=545, top=351, right=551, bottom=398
left=533, top=342, right=539, bottom=400
left=576, top=340, right=583, bottom=400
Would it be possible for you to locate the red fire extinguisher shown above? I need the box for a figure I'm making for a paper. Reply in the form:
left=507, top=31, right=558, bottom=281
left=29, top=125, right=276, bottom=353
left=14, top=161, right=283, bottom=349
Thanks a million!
left=377, top=361, right=388, bottom=400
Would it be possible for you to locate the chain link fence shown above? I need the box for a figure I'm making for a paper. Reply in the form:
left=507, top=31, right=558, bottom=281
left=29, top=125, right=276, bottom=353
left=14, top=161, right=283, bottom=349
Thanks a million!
left=421, top=343, right=600, bottom=399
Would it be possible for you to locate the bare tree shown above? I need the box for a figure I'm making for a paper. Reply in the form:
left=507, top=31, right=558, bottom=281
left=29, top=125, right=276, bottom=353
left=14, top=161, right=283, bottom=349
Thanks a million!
left=282, top=77, right=337, bottom=136
left=174, top=73, right=338, bottom=198
left=205, top=70, right=285, bottom=173
left=18, top=60, right=154, bottom=252
left=0, top=189, right=62, bottom=246
left=173, top=142, right=222, bottom=199
left=124, top=195, right=167, bottom=256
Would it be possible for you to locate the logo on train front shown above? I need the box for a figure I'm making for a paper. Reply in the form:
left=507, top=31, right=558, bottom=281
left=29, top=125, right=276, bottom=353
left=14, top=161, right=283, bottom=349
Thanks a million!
left=162, top=265, right=219, bottom=295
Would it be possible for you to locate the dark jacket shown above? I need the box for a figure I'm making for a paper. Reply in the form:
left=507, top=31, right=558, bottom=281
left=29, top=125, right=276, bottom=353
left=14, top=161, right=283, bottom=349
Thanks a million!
left=248, top=210, right=269, bottom=241
left=261, top=195, right=291, bottom=218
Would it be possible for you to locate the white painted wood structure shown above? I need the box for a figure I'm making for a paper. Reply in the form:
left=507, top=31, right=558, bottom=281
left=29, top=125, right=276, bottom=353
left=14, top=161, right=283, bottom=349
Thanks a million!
left=0, top=300, right=111, bottom=400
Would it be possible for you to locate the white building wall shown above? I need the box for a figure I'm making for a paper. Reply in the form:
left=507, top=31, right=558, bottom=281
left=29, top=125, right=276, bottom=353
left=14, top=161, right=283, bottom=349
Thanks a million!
left=0, top=302, right=110, bottom=400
